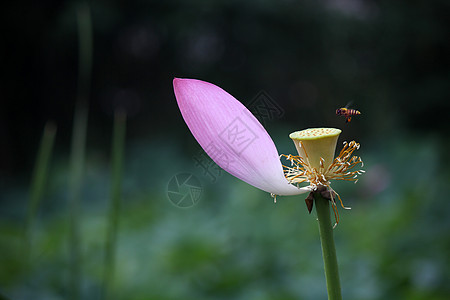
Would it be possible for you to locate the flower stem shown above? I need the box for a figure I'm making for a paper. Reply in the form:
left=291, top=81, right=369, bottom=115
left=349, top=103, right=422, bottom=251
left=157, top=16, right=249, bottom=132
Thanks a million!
left=314, top=192, right=342, bottom=300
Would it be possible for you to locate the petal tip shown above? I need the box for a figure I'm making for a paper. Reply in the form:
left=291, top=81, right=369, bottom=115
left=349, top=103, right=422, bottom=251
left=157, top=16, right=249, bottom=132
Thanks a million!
left=173, top=77, right=182, bottom=87
left=173, top=78, right=200, bottom=93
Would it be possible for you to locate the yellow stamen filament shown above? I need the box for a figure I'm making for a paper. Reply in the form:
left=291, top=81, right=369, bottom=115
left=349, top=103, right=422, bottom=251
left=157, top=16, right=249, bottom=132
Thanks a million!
left=271, top=193, right=277, bottom=203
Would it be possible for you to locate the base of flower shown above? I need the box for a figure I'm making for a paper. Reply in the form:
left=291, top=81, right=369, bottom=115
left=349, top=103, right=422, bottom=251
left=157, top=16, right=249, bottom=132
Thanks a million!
left=303, top=185, right=350, bottom=228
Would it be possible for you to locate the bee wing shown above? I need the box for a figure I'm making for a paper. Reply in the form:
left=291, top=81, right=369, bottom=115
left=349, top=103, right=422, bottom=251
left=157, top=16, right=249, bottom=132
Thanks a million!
left=344, top=101, right=354, bottom=109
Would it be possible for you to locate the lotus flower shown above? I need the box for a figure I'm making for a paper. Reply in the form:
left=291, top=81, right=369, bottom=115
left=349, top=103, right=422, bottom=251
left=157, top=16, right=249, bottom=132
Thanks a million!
left=174, top=78, right=365, bottom=298
left=173, top=78, right=364, bottom=207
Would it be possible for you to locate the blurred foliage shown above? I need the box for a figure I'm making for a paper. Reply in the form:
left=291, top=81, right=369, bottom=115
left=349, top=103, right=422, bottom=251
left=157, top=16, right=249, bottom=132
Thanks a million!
left=2, top=136, right=450, bottom=299
left=1, top=0, right=450, bottom=299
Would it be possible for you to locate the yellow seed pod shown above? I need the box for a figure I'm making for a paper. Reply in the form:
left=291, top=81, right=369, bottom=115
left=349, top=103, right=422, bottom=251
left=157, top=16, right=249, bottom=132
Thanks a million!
left=289, top=128, right=341, bottom=171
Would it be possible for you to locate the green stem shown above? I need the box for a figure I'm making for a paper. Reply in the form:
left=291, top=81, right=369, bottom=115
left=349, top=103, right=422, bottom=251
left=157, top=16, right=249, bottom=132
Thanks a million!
left=314, top=192, right=342, bottom=300
left=101, top=110, right=126, bottom=300
left=68, top=3, right=93, bottom=300
left=25, top=122, right=57, bottom=264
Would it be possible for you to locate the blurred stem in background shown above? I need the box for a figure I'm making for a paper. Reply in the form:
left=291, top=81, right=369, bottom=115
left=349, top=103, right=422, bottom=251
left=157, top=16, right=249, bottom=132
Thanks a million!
left=314, top=191, right=342, bottom=300
left=68, top=2, right=92, bottom=300
left=102, top=110, right=127, bottom=300
left=24, top=122, right=57, bottom=265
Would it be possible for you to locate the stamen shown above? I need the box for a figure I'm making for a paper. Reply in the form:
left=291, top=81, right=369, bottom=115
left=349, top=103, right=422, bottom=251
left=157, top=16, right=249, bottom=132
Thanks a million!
left=331, top=202, right=339, bottom=229
left=336, top=192, right=351, bottom=210
left=271, top=193, right=277, bottom=203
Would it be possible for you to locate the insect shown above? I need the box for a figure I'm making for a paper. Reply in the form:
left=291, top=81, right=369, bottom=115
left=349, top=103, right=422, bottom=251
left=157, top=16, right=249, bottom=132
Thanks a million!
left=336, top=102, right=361, bottom=123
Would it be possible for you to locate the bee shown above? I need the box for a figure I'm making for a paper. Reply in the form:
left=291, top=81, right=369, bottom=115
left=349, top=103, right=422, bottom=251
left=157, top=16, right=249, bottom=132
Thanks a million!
left=336, top=102, right=361, bottom=123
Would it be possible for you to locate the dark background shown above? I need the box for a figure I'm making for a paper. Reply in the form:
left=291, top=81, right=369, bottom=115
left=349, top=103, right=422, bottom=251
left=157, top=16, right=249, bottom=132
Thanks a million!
left=1, top=1, right=450, bottom=299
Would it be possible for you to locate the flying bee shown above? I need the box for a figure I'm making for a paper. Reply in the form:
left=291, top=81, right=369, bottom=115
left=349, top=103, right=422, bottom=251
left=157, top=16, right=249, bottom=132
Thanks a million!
left=336, top=102, right=361, bottom=123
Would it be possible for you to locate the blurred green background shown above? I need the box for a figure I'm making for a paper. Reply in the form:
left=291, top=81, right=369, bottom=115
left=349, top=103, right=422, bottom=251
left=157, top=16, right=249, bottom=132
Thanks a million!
left=1, top=1, right=450, bottom=299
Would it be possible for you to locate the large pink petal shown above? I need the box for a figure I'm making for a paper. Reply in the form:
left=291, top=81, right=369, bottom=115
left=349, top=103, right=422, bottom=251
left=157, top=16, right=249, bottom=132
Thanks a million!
left=173, top=78, right=309, bottom=196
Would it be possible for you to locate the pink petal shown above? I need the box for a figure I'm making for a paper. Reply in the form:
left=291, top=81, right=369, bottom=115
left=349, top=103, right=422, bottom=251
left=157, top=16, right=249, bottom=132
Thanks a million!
left=173, top=78, right=308, bottom=196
